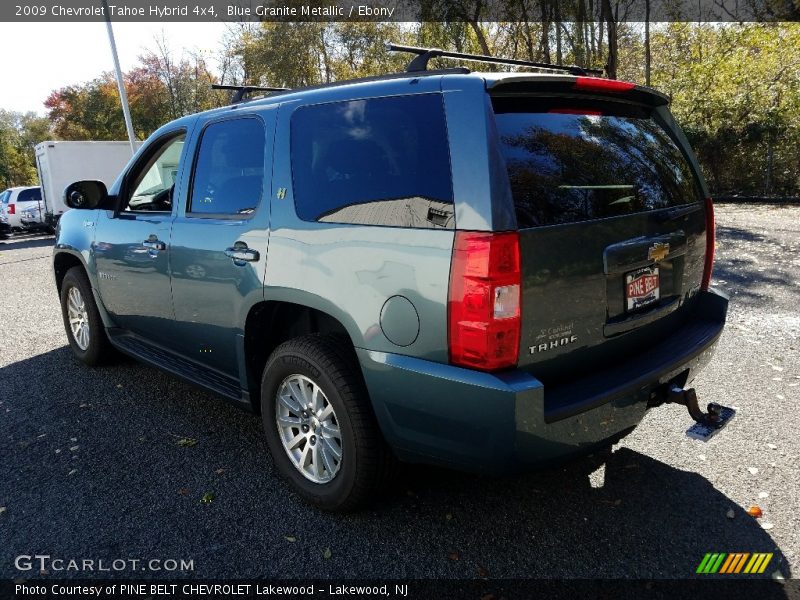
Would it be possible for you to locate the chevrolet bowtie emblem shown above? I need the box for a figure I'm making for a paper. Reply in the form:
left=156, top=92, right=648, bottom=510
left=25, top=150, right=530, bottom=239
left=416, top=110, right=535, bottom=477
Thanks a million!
left=648, top=242, right=670, bottom=262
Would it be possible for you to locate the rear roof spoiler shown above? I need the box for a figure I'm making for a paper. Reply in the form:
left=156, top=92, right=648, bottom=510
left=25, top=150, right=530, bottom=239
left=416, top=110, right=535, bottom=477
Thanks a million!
left=486, top=75, right=670, bottom=107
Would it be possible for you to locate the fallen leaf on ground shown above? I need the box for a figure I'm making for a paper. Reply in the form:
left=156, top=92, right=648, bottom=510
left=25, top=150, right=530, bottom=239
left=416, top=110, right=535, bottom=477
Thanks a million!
left=215, top=469, right=225, bottom=475
left=447, top=551, right=460, bottom=561
left=70, top=437, right=77, bottom=442
left=177, top=438, right=198, bottom=447
left=0, top=507, right=6, bottom=515
left=477, top=565, right=490, bottom=577
left=747, top=467, right=759, bottom=475
left=69, top=446, right=79, bottom=452
left=758, top=492, right=769, bottom=499
left=726, top=508, right=735, bottom=519
left=322, top=548, right=332, bottom=559
left=68, top=469, right=77, bottom=476
left=767, top=444, right=777, bottom=450
left=201, top=492, right=214, bottom=503
left=761, top=522, right=774, bottom=530
left=284, top=536, right=296, bottom=543
left=747, top=506, right=763, bottom=518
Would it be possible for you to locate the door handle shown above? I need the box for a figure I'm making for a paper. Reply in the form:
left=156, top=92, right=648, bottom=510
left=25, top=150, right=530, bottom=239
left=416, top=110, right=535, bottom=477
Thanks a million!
left=225, top=242, right=259, bottom=263
left=142, top=236, right=166, bottom=251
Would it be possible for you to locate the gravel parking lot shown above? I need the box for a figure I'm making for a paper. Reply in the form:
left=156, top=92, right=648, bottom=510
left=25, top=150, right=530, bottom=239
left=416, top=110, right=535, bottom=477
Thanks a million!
left=1, top=204, right=798, bottom=582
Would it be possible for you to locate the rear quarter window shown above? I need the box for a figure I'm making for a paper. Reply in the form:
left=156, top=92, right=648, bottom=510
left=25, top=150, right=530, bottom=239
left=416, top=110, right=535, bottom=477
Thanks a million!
left=17, top=188, right=42, bottom=203
left=492, top=97, right=702, bottom=229
left=290, top=94, right=454, bottom=229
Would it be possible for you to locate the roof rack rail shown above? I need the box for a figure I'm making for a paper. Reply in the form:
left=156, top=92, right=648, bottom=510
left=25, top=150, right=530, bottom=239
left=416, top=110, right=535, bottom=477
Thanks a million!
left=212, top=84, right=291, bottom=104
left=386, top=43, right=603, bottom=77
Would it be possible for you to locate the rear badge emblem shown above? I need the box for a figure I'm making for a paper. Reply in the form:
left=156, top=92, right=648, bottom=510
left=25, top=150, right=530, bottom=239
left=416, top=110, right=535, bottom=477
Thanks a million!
left=648, top=242, right=670, bottom=262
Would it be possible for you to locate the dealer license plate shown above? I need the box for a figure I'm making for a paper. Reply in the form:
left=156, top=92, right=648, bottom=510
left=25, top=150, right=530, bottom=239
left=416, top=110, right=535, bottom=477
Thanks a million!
left=625, top=265, right=660, bottom=311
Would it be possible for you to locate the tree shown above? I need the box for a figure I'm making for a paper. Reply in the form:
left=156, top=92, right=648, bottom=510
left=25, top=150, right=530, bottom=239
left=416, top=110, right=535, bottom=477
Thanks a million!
left=0, top=110, right=54, bottom=188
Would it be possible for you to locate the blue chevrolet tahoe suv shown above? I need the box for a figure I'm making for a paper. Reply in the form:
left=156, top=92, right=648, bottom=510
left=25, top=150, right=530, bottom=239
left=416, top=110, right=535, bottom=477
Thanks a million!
left=53, top=47, right=729, bottom=510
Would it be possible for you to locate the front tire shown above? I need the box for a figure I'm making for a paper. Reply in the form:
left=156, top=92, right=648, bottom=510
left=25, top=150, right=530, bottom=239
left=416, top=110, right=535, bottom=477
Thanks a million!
left=261, top=334, right=394, bottom=511
left=60, top=266, right=114, bottom=366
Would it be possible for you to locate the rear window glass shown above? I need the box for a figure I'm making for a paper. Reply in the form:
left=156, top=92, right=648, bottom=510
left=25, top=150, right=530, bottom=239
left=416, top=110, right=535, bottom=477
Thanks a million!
left=291, top=94, right=454, bottom=229
left=17, top=188, right=42, bottom=202
left=492, top=97, right=702, bottom=228
left=0, top=191, right=9, bottom=204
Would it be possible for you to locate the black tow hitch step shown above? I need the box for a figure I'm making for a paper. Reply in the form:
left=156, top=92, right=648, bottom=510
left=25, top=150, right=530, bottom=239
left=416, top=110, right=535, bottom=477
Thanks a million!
left=667, top=386, right=737, bottom=441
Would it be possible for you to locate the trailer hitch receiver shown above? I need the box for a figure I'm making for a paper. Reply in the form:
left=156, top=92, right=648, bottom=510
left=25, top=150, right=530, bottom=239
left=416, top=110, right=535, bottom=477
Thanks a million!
left=668, top=386, right=736, bottom=441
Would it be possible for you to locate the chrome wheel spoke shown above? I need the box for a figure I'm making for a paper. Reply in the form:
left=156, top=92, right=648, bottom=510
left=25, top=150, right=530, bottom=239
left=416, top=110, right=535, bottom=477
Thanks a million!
left=278, top=391, right=302, bottom=413
left=322, top=436, right=341, bottom=461
left=278, top=414, right=302, bottom=427
left=285, top=432, right=305, bottom=450
left=321, top=422, right=340, bottom=438
left=318, top=403, right=334, bottom=421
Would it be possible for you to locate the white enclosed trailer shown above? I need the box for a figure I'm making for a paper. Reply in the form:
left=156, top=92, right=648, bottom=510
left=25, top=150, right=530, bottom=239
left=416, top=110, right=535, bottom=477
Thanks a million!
left=35, top=141, right=141, bottom=228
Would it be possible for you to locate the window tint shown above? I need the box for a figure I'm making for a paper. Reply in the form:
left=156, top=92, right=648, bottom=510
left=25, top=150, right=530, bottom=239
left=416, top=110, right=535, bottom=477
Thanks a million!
left=127, top=134, right=185, bottom=212
left=291, top=94, right=454, bottom=229
left=17, top=188, right=42, bottom=202
left=189, top=118, right=265, bottom=216
left=492, top=97, right=702, bottom=228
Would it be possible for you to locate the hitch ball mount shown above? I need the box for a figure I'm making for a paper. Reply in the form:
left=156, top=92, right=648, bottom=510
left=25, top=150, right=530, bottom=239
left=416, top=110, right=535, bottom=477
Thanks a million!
left=667, top=385, right=737, bottom=441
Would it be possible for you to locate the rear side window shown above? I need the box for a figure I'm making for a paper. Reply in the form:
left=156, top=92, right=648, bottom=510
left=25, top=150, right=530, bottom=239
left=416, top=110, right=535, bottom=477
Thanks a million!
left=291, top=94, right=454, bottom=229
left=492, top=97, right=702, bottom=228
left=17, top=188, right=42, bottom=202
left=189, top=118, right=265, bottom=216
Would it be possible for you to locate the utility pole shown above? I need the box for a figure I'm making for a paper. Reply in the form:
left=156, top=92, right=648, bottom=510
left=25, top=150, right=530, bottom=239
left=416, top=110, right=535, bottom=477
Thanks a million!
left=101, top=0, right=137, bottom=155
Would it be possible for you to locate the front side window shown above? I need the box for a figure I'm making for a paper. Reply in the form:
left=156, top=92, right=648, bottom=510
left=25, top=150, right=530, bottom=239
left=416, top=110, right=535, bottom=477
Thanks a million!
left=291, top=94, right=454, bottom=229
left=126, top=134, right=186, bottom=212
left=189, top=118, right=265, bottom=216
left=492, top=97, right=702, bottom=228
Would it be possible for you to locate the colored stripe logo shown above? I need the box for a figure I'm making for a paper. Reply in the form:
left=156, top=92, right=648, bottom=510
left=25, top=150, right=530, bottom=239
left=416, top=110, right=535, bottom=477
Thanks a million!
left=697, top=552, right=773, bottom=574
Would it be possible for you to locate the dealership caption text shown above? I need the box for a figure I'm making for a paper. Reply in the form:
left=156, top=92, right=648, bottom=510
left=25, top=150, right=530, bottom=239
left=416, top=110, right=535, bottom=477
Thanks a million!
left=16, top=584, right=408, bottom=597
left=14, top=3, right=395, bottom=18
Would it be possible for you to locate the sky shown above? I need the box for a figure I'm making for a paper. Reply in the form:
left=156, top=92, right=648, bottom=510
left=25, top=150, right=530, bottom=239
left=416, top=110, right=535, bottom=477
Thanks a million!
left=0, top=22, right=230, bottom=114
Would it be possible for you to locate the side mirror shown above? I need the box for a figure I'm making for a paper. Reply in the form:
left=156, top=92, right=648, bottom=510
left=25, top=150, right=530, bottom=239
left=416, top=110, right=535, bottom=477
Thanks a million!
left=64, top=180, right=108, bottom=209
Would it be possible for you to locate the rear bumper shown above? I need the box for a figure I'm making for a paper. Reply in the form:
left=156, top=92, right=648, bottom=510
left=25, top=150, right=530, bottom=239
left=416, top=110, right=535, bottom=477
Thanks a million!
left=358, top=289, right=728, bottom=472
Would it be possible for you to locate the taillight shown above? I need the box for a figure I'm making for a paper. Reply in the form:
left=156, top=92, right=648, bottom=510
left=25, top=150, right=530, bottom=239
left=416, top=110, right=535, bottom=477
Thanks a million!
left=448, top=231, right=521, bottom=371
left=8, top=204, right=15, bottom=215
left=574, top=76, right=636, bottom=93
left=701, top=196, right=715, bottom=291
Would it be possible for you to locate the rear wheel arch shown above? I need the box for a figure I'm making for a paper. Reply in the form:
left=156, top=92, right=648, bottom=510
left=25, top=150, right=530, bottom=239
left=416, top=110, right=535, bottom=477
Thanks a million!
left=243, top=301, right=355, bottom=413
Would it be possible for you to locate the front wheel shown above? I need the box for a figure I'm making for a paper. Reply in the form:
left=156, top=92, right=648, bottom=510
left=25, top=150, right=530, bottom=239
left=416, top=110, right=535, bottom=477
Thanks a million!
left=261, top=334, right=395, bottom=511
left=59, top=266, right=114, bottom=366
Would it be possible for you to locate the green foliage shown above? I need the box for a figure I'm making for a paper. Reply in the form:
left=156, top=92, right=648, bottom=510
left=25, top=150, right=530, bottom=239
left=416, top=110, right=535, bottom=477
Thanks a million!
left=0, top=110, right=53, bottom=188
left=651, top=23, right=800, bottom=195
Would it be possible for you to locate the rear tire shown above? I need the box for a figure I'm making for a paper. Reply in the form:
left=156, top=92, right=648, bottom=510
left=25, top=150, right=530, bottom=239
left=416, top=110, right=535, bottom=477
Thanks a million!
left=60, top=266, right=114, bottom=366
left=261, top=334, right=395, bottom=511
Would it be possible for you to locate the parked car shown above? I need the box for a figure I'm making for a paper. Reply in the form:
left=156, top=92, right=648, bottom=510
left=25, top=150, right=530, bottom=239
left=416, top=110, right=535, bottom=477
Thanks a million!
left=52, top=46, right=730, bottom=511
left=0, top=186, right=44, bottom=236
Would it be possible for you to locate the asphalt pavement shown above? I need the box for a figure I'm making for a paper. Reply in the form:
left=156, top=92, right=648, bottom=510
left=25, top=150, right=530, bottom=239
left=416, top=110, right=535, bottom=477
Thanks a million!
left=0, top=204, right=798, bottom=581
